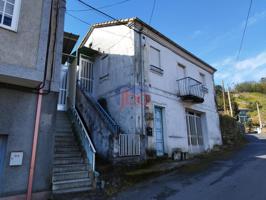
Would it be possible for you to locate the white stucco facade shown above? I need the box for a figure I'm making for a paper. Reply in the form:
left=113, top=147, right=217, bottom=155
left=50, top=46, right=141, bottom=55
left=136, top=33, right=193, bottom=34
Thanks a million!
left=78, top=18, right=222, bottom=157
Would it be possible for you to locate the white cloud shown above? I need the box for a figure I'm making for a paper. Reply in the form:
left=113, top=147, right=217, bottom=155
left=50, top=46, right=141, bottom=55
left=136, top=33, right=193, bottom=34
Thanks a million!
left=236, top=51, right=266, bottom=70
left=190, top=30, right=203, bottom=39
left=247, top=11, right=266, bottom=26
left=213, top=51, right=266, bottom=85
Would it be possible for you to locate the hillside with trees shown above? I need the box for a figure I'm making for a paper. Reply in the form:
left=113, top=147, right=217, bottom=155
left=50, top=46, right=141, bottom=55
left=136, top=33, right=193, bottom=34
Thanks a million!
left=215, top=79, right=266, bottom=127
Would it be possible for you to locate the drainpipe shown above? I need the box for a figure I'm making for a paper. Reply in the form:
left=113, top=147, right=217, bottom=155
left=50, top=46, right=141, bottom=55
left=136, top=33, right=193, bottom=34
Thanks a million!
left=26, top=89, right=43, bottom=200
left=138, top=28, right=145, bottom=136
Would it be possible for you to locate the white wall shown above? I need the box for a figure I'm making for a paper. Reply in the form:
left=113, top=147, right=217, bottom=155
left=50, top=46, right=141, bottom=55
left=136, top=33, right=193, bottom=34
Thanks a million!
left=82, top=25, right=138, bottom=134
left=80, top=24, right=222, bottom=156
left=142, top=35, right=222, bottom=155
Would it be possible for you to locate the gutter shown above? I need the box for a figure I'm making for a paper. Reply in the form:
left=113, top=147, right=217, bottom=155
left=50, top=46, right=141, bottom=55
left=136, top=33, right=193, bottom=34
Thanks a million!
left=26, top=89, right=43, bottom=200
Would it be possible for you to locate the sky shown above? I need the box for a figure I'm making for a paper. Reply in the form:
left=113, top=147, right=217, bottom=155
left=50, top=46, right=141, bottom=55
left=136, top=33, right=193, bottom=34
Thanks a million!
left=64, top=0, right=266, bottom=87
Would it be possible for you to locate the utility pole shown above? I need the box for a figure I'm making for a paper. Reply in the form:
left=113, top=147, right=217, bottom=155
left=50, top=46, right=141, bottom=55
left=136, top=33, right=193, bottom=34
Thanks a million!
left=227, top=88, right=233, bottom=117
left=257, top=102, right=262, bottom=129
left=222, top=80, right=227, bottom=114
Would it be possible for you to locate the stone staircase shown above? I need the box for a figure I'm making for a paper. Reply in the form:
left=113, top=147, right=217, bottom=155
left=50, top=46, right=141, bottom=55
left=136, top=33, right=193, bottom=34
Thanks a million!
left=52, top=111, right=92, bottom=194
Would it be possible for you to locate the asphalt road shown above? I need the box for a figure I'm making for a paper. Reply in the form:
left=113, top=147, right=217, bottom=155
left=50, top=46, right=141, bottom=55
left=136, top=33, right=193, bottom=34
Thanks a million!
left=113, top=134, right=266, bottom=200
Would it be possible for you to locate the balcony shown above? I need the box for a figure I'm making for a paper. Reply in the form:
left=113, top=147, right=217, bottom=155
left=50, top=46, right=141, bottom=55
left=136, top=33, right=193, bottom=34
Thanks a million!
left=176, top=77, right=207, bottom=103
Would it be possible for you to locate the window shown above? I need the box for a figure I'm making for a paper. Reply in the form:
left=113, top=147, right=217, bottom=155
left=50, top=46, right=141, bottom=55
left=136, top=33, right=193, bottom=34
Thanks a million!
left=150, top=46, right=160, bottom=68
left=177, top=63, right=186, bottom=78
left=186, top=111, right=203, bottom=146
left=0, top=0, right=21, bottom=31
left=150, top=46, right=163, bottom=74
left=100, top=55, right=109, bottom=80
left=79, top=58, right=93, bottom=93
left=199, top=73, right=206, bottom=85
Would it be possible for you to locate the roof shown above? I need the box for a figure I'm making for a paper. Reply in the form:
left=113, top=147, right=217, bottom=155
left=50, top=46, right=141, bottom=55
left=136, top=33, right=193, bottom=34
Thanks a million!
left=62, top=32, right=79, bottom=64
left=74, top=46, right=101, bottom=64
left=80, top=17, right=217, bottom=73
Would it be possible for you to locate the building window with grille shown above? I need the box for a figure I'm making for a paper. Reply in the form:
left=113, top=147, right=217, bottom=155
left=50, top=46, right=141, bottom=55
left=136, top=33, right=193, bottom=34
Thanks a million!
left=186, top=111, right=204, bottom=146
left=0, top=0, right=21, bottom=31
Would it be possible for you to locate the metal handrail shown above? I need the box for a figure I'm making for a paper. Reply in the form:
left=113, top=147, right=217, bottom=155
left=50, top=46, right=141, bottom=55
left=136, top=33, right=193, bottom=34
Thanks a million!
left=77, top=82, right=120, bottom=134
left=71, top=107, right=96, bottom=171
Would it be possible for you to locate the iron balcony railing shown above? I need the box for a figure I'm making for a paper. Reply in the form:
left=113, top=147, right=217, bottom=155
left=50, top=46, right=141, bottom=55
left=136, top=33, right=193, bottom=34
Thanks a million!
left=176, top=77, right=207, bottom=101
left=71, top=107, right=96, bottom=172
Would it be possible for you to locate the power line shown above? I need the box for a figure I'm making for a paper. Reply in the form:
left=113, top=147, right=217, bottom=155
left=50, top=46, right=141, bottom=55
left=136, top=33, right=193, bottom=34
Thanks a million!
left=65, top=12, right=132, bottom=52
left=149, top=0, right=156, bottom=25
left=77, top=0, right=117, bottom=21
left=66, top=11, right=91, bottom=25
left=76, top=0, right=137, bottom=31
left=68, top=0, right=132, bottom=12
left=236, top=0, right=253, bottom=62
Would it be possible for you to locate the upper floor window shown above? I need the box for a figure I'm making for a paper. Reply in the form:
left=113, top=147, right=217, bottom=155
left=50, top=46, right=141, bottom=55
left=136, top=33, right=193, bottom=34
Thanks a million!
left=150, top=46, right=161, bottom=68
left=0, top=0, right=21, bottom=31
left=177, top=63, right=186, bottom=78
left=150, top=46, right=163, bottom=75
left=199, top=73, right=206, bottom=85
left=100, top=54, right=109, bottom=80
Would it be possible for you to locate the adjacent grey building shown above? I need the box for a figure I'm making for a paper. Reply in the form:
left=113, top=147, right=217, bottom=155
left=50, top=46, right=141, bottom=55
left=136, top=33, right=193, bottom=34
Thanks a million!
left=0, top=0, right=65, bottom=199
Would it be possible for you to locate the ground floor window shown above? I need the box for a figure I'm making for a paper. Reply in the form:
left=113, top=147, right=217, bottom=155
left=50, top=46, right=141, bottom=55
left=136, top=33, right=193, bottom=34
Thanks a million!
left=186, top=111, right=203, bottom=146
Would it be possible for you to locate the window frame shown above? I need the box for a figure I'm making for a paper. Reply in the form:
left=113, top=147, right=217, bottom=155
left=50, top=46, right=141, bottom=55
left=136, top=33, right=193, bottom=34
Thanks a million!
left=149, top=46, right=161, bottom=69
left=0, top=0, right=21, bottom=32
left=99, top=54, right=109, bottom=81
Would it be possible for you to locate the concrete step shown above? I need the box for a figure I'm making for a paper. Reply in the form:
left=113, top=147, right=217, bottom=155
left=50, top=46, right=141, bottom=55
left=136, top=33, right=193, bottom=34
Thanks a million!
left=55, top=124, right=73, bottom=130
left=54, top=139, right=78, bottom=144
left=54, top=152, right=82, bottom=159
left=54, top=143, right=79, bottom=147
left=55, top=129, right=73, bottom=135
left=55, top=135, right=75, bottom=139
left=54, top=141, right=79, bottom=147
left=54, top=157, right=84, bottom=165
left=56, top=118, right=71, bottom=123
left=54, top=136, right=76, bottom=143
left=53, top=164, right=89, bottom=173
left=53, top=171, right=89, bottom=182
left=54, top=134, right=74, bottom=138
left=53, top=186, right=92, bottom=194
left=55, top=146, right=80, bottom=153
left=52, top=178, right=91, bottom=191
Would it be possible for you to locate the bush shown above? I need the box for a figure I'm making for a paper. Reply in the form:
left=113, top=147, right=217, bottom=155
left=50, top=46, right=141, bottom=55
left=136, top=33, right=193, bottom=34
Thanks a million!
left=219, top=114, right=245, bottom=145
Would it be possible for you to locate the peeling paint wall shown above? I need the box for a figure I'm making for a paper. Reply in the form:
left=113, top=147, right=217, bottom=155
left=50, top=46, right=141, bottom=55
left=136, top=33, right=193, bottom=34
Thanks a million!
left=142, top=35, right=222, bottom=155
left=80, top=23, right=222, bottom=159
left=84, top=25, right=138, bottom=135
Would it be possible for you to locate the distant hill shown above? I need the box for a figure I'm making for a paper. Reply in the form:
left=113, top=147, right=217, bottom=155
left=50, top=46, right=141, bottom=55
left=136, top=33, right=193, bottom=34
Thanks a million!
left=233, top=92, right=266, bottom=126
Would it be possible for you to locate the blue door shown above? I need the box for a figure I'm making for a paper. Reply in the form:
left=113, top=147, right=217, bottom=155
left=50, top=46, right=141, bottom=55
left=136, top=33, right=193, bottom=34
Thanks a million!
left=154, top=106, right=164, bottom=156
left=0, top=135, right=7, bottom=177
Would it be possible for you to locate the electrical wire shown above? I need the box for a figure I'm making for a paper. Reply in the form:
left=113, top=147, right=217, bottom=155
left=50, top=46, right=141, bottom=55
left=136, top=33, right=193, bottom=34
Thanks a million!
left=66, top=11, right=91, bottom=25
left=77, top=0, right=117, bottom=21
left=68, top=0, right=132, bottom=12
left=65, top=11, right=132, bottom=52
left=148, top=0, right=156, bottom=25
left=236, top=0, right=253, bottom=62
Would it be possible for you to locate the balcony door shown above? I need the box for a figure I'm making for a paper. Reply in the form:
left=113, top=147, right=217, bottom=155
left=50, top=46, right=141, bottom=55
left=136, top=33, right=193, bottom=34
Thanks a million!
left=79, top=57, right=93, bottom=94
left=186, top=111, right=204, bottom=153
